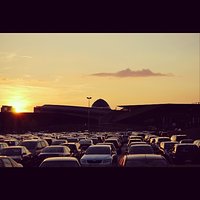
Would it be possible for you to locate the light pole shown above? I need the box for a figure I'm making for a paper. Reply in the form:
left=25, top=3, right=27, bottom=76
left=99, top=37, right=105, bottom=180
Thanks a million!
left=87, top=96, right=92, bottom=132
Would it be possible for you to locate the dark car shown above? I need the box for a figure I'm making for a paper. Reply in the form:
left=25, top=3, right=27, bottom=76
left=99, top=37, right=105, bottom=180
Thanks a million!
left=79, top=139, right=93, bottom=157
left=19, top=139, right=49, bottom=157
left=153, top=137, right=171, bottom=153
left=128, top=144, right=154, bottom=155
left=121, top=154, right=169, bottom=167
left=127, top=139, right=143, bottom=147
left=38, top=145, right=71, bottom=163
left=158, top=141, right=178, bottom=163
left=61, top=142, right=81, bottom=159
left=170, top=134, right=187, bottom=142
left=0, top=146, right=32, bottom=167
left=51, top=139, right=68, bottom=145
left=179, top=139, right=194, bottom=144
left=65, top=137, right=79, bottom=143
left=0, top=142, right=9, bottom=151
left=105, top=138, right=121, bottom=154
left=4, top=139, right=20, bottom=146
left=0, top=156, right=23, bottom=167
left=171, top=143, right=199, bottom=164
left=42, top=137, right=55, bottom=145
left=39, top=157, right=81, bottom=167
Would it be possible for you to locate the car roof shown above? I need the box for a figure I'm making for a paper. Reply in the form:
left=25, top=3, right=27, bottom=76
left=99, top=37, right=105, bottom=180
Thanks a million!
left=129, top=144, right=152, bottom=148
left=97, top=142, right=114, bottom=145
left=2, top=146, right=25, bottom=149
left=175, top=143, right=196, bottom=146
left=0, top=155, right=10, bottom=158
left=160, top=141, right=178, bottom=144
left=88, top=144, right=111, bottom=148
left=44, top=145, right=65, bottom=148
left=21, top=139, right=43, bottom=142
left=126, top=154, right=164, bottom=160
left=43, top=157, right=78, bottom=162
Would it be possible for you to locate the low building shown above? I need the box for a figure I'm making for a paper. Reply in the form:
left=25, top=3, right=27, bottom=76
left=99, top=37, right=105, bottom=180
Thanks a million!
left=1, top=105, right=15, bottom=113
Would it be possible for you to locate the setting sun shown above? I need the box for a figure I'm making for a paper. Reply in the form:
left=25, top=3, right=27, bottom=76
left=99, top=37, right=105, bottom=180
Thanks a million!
left=7, top=95, right=29, bottom=113
left=11, top=101, right=26, bottom=113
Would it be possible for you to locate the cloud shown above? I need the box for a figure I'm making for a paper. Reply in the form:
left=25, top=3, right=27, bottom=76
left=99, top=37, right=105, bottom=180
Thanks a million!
left=0, top=52, right=32, bottom=62
left=91, top=68, right=173, bottom=78
left=20, top=55, right=32, bottom=59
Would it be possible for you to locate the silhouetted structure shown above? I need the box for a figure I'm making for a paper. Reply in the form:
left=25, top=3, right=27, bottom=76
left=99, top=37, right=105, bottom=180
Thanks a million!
left=1, top=101, right=200, bottom=134
left=1, top=105, right=15, bottom=113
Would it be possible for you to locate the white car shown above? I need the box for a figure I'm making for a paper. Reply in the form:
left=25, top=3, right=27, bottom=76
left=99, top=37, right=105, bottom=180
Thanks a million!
left=80, top=145, right=113, bottom=167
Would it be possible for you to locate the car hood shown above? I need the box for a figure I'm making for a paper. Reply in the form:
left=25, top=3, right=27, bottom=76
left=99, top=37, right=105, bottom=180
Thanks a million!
left=81, top=154, right=112, bottom=160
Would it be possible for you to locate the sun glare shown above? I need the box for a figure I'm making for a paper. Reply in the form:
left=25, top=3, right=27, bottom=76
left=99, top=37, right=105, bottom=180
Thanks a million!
left=7, top=97, right=29, bottom=113
left=12, top=102, right=25, bottom=113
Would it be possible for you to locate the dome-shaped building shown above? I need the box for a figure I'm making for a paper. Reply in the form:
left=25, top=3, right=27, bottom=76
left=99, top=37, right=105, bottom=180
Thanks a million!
left=91, top=99, right=111, bottom=109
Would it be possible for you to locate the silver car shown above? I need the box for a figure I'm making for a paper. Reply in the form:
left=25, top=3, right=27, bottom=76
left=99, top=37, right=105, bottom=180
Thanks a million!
left=80, top=145, right=113, bottom=167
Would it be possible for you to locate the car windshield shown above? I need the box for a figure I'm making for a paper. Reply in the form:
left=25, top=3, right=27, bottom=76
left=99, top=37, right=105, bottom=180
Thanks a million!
left=67, top=138, right=78, bottom=142
left=85, top=146, right=110, bottom=155
left=40, top=161, right=79, bottom=167
left=158, top=138, right=170, bottom=142
left=66, top=144, right=76, bottom=151
left=164, top=143, right=176, bottom=150
left=105, top=140, right=118, bottom=148
left=129, top=146, right=154, bottom=154
left=1, top=148, right=21, bottom=156
left=42, top=147, right=64, bottom=153
left=20, top=141, right=37, bottom=150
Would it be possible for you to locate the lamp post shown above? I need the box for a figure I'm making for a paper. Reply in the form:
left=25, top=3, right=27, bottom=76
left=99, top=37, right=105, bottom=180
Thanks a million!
left=87, top=96, right=92, bottom=133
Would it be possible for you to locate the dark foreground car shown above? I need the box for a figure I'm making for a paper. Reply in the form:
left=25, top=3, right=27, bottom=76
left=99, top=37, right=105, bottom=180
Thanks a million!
left=39, top=157, right=81, bottom=167
left=170, top=143, right=199, bottom=164
left=128, top=144, right=154, bottom=155
left=120, top=154, right=169, bottom=167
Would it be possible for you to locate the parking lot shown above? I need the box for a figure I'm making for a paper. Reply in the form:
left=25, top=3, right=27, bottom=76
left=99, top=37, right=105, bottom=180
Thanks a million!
left=1, top=130, right=200, bottom=167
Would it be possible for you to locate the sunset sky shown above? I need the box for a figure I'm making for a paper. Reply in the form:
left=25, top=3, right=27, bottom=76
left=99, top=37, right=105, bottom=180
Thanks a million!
left=0, top=33, right=199, bottom=112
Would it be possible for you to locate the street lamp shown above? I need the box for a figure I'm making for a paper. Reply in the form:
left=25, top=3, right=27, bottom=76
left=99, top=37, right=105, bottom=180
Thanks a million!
left=86, top=96, right=92, bottom=133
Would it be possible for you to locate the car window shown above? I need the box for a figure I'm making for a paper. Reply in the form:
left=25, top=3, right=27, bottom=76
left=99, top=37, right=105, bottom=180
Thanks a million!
left=85, top=146, right=111, bottom=154
left=37, top=142, right=42, bottom=149
left=42, top=147, right=64, bottom=153
left=1, top=148, right=21, bottom=156
left=20, top=141, right=37, bottom=150
left=2, top=158, right=13, bottom=167
left=9, top=159, right=19, bottom=167
left=41, top=141, right=45, bottom=148
left=0, top=159, right=4, bottom=167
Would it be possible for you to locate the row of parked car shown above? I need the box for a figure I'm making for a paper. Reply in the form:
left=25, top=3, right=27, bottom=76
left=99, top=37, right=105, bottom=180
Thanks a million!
left=0, top=130, right=200, bottom=167
left=118, top=132, right=200, bottom=166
